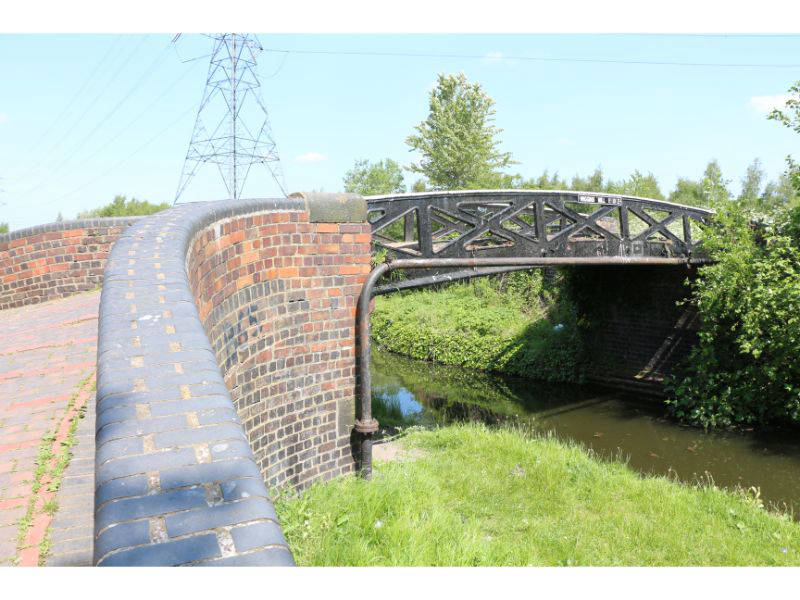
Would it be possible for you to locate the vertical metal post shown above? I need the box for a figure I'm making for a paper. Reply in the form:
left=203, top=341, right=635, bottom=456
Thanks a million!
left=231, top=34, right=238, bottom=200
left=404, top=212, right=415, bottom=243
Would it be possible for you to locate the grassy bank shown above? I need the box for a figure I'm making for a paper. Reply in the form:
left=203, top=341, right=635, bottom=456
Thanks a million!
left=370, top=273, right=582, bottom=383
left=274, top=424, right=800, bottom=566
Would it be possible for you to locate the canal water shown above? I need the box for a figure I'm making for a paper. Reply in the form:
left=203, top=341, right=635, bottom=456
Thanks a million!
left=371, top=346, right=800, bottom=515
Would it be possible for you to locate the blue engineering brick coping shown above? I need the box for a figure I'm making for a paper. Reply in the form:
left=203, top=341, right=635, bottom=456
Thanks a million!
left=93, top=198, right=326, bottom=567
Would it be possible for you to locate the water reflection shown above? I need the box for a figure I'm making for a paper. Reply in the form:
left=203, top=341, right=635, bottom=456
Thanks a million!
left=372, top=346, right=800, bottom=515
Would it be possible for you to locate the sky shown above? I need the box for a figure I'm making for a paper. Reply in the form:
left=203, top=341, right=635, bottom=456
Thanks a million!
left=1, top=33, right=800, bottom=230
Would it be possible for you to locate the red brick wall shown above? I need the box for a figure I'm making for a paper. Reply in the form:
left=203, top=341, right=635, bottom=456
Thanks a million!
left=186, top=208, right=371, bottom=489
left=0, top=219, right=139, bottom=311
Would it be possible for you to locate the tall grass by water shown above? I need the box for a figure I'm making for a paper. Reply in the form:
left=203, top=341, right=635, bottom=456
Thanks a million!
left=274, top=423, right=800, bottom=566
left=371, top=272, right=583, bottom=383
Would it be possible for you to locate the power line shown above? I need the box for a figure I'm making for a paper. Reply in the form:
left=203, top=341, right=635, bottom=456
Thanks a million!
left=31, top=105, right=196, bottom=209
left=263, top=47, right=800, bottom=69
left=12, top=35, right=150, bottom=187
left=23, top=35, right=124, bottom=157
left=12, top=59, right=203, bottom=203
left=17, top=40, right=175, bottom=197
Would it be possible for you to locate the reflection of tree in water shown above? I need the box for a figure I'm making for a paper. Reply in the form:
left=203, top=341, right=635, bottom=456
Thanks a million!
left=425, top=394, right=509, bottom=426
left=371, top=345, right=599, bottom=427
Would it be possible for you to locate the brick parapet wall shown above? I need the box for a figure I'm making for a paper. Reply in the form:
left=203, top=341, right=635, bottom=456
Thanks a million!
left=186, top=206, right=371, bottom=490
left=94, top=195, right=370, bottom=566
left=0, top=217, right=141, bottom=311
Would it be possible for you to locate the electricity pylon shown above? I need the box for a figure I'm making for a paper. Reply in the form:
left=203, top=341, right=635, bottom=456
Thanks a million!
left=175, top=34, right=287, bottom=203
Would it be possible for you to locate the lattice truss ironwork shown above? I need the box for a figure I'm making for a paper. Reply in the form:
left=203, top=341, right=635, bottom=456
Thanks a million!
left=366, top=190, right=714, bottom=261
left=175, top=33, right=286, bottom=202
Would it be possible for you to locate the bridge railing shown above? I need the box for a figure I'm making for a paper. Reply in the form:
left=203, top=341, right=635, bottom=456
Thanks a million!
left=365, top=190, right=713, bottom=263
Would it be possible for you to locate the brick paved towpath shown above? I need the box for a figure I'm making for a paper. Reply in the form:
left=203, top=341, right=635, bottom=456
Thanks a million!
left=0, top=291, right=100, bottom=566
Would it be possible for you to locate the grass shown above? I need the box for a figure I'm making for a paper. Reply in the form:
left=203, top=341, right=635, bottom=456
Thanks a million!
left=14, top=373, right=91, bottom=563
left=274, top=423, right=800, bottom=566
left=371, top=273, right=583, bottom=383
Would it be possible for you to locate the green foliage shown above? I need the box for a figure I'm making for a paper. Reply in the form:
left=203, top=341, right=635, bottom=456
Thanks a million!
left=607, top=170, right=665, bottom=200
left=738, top=158, right=766, bottom=206
left=275, top=424, right=800, bottom=566
left=703, top=159, right=731, bottom=207
left=406, top=72, right=515, bottom=190
left=371, top=271, right=583, bottom=383
left=669, top=177, right=706, bottom=207
left=77, top=195, right=169, bottom=218
left=343, top=158, right=406, bottom=196
left=0, top=222, right=8, bottom=234
left=768, top=80, right=800, bottom=198
left=666, top=203, right=800, bottom=428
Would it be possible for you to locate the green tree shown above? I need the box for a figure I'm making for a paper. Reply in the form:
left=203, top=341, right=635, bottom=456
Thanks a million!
left=738, top=158, right=766, bottom=207
left=666, top=202, right=800, bottom=428
left=0, top=222, right=8, bottom=234
left=768, top=81, right=800, bottom=195
left=570, top=167, right=606, bottom=193
left=669, top=178, right=706, bottom=207
left=406, top=73, right=515, bottom=190
left=610, top=170, right=664, bottom=200
left=411, top=179, right=428, bottom=193
left=343, top=158, right=406, bottom=196
left=761, top=172, right=799, bottom=209
left=77, top=195, right=169, bottom=218
left=702, top=160, right=731, bottom=207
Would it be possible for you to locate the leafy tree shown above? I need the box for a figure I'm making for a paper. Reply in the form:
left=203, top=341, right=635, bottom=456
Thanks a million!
left=702, top=160, right=731, bottom=207
left=569, top=168, right=605, bottom=193
left=666, top=202, right=800, bottom=428
left=55, top=212, right=64, bottom=222
left=77, top=195, right=169, bottom=218
left=343, top=158, right=406, bottom=196
left=609, top=170, right=664, bottom=200
left=761, top=172, right=800, bottom=209
left=406, top=73, right=515, bottom=190
left=738, top=158, right=766, bottom=207
left=411, top=179, right=428, bottom=193
left=768, top=80, right=800, bottom=195
left=669, top=178, right=706, bottom=207
left=0, top=222, right=8, bottom=234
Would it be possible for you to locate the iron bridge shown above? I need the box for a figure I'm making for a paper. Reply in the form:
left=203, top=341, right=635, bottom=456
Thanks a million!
left=354, top=190, right=716, bottom=477
left=365, top=190, right=714, bottom=292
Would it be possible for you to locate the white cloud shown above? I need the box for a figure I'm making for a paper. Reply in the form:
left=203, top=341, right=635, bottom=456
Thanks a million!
left=295, top=152, right=327, bottom=163
left=556, top=137, right=574, bottom=146
left=748, top=94, right=793, bottom=115
left=0, top=113, right=8, bottom=125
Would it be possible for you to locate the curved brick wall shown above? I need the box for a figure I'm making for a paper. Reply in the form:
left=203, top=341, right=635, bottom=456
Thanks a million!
left=0, top=217, right=140, bottom=311
left=94, top=195, right=370, bottom=566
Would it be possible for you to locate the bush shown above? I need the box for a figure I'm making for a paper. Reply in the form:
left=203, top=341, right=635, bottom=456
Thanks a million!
left=371, top=270, right=583, bottom=383
left=666, top=203, right=800, bottom=428
left=77, top=195, right=169, bottom=218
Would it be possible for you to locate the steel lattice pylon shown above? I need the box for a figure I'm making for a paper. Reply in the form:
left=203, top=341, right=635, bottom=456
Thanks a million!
left=175, top=33, right=287, bottom=203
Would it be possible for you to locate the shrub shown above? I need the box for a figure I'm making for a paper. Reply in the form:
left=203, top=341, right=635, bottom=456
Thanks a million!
left=666, top=203, right=800, bottom=428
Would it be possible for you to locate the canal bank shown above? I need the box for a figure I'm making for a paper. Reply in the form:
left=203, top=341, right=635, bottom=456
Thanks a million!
left=371, top=346, right=800, bottom=516
left=274, top=422, right=800, bottom=566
